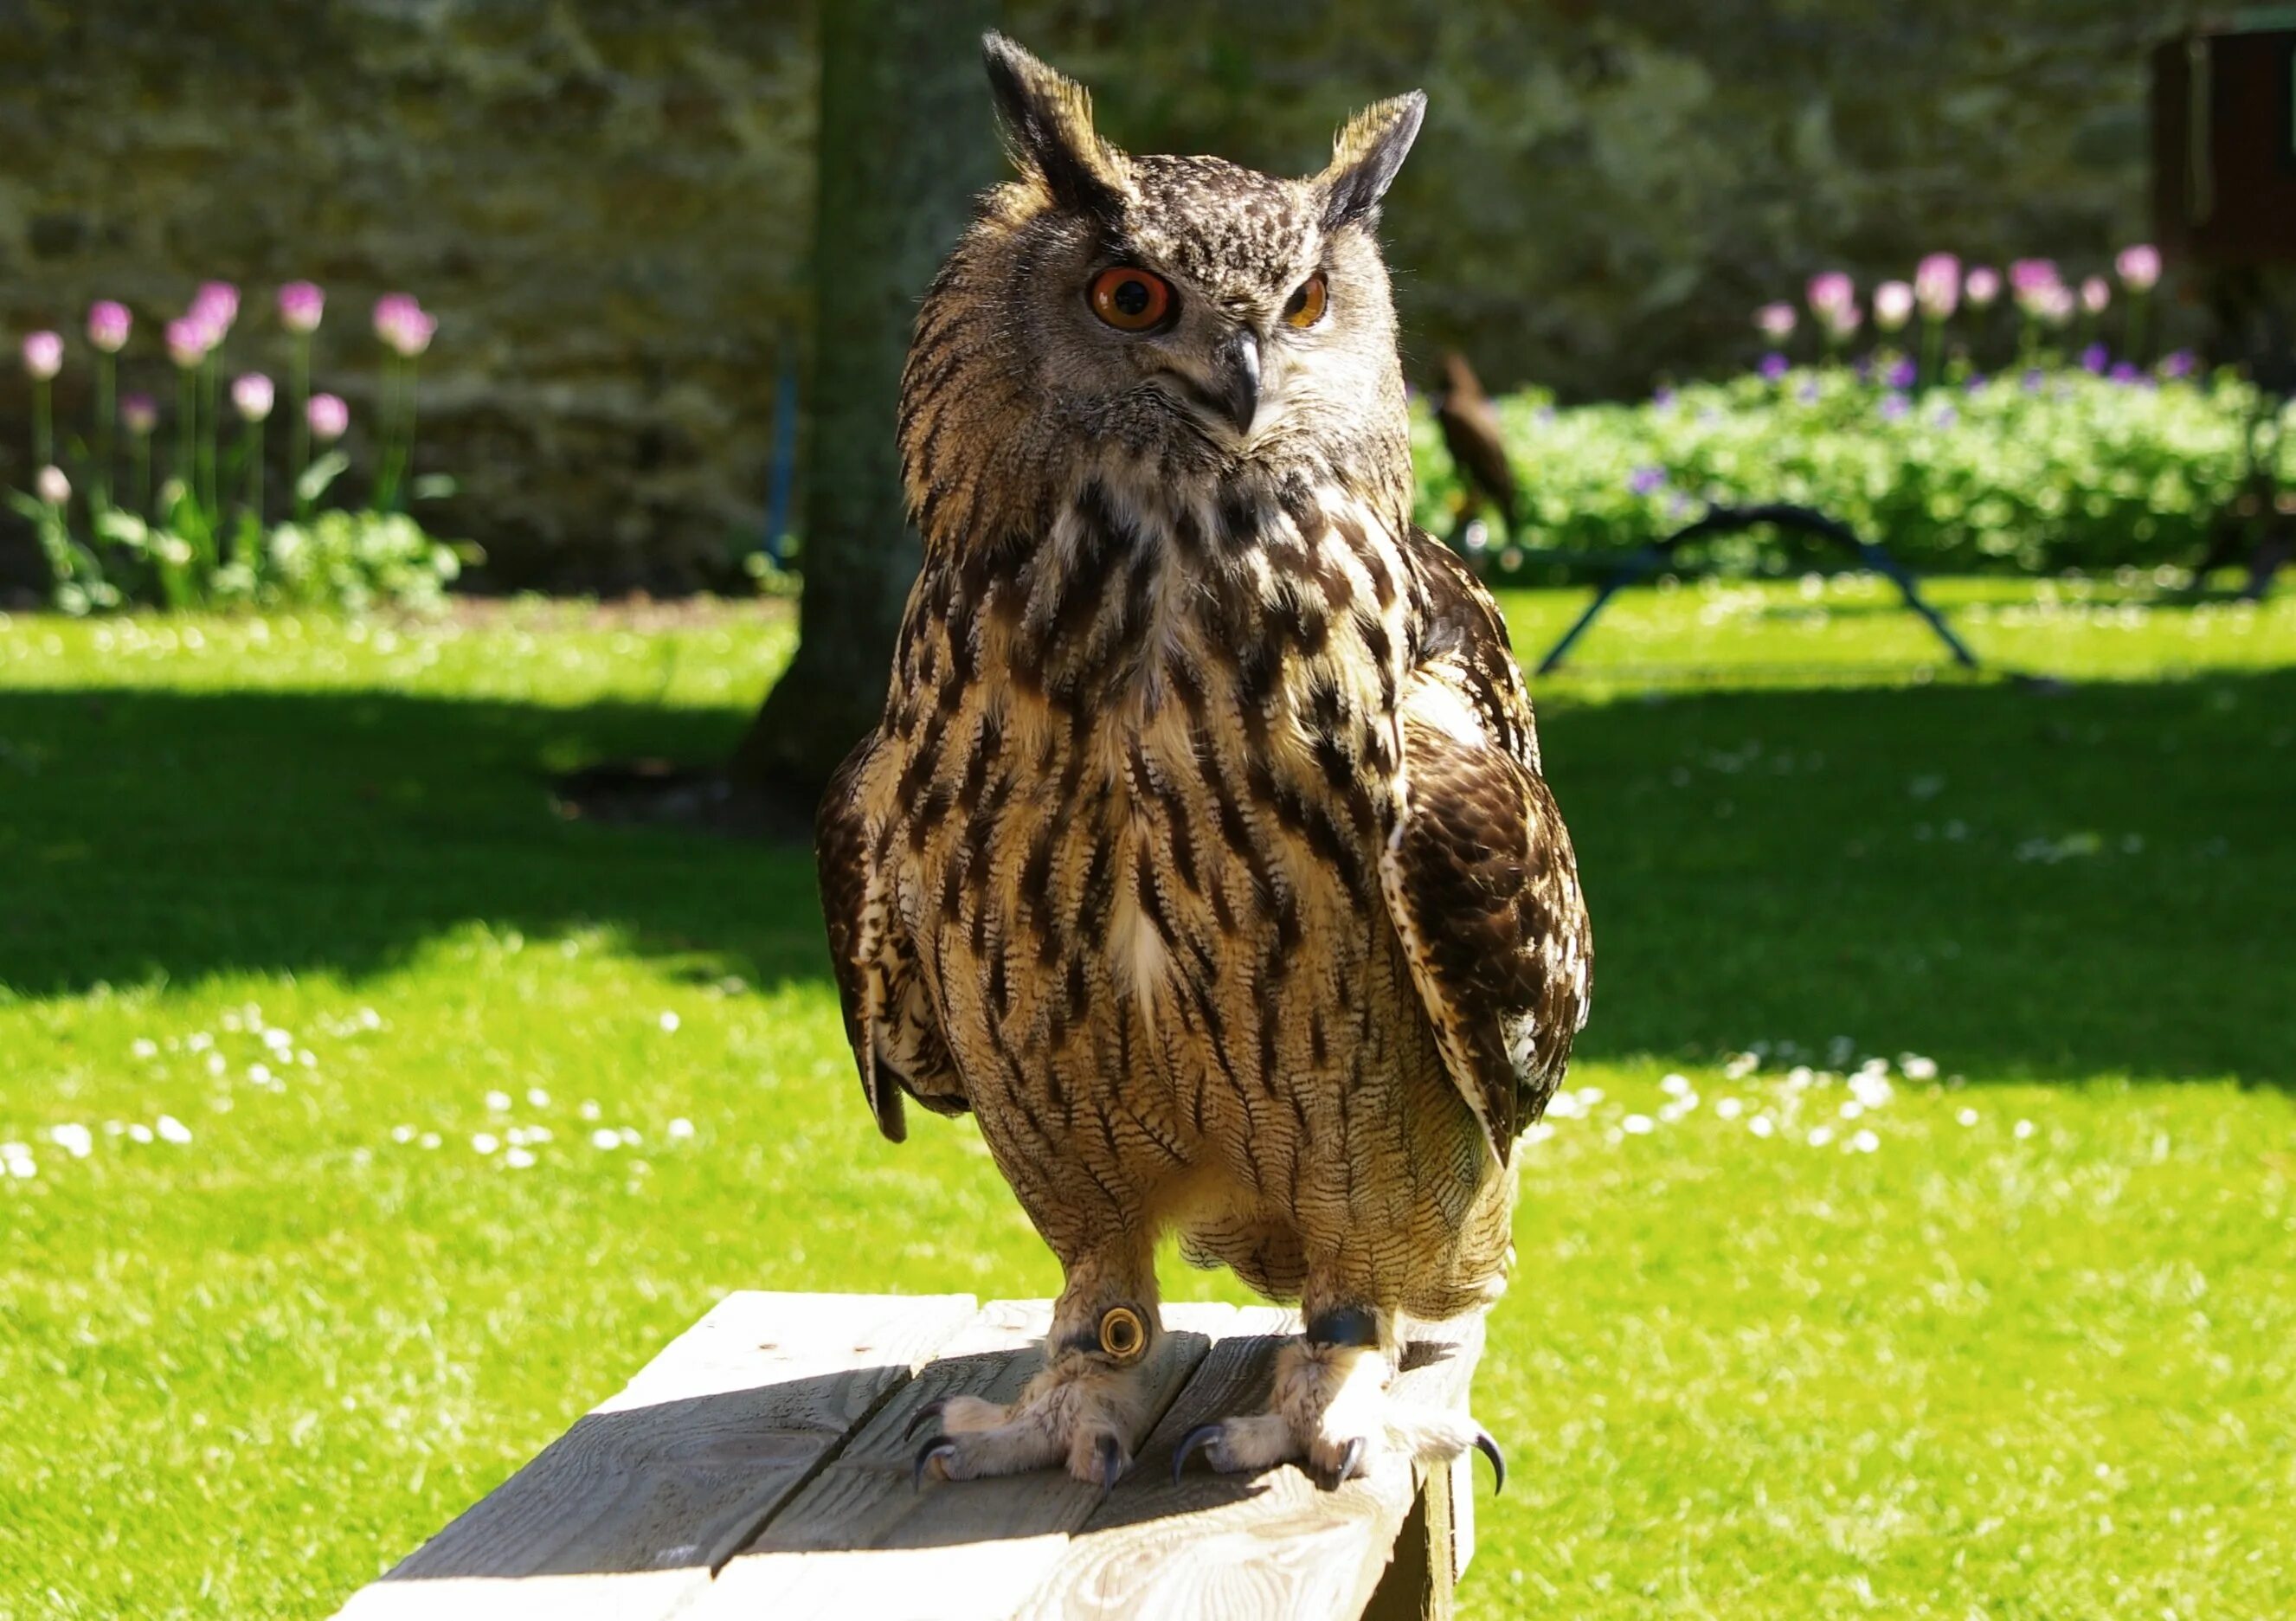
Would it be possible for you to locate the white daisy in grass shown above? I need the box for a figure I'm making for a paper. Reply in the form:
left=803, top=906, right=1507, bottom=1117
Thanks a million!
left=48, top=1123, right=93, bottom=1158
left=590, top=1128, right=621, bottom=1151
left=156, top=1116, right=192, bottom=1145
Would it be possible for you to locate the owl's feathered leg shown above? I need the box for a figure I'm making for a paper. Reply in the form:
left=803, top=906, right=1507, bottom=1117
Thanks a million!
left=1173, top=1303, right=1503, bottom=1491
left=913, top=1247, right=1165, bottom=1492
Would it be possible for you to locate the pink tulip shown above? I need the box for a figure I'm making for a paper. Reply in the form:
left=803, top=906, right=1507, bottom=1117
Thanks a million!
left=191, top=280, right=240, bottom=332
left=35, top=465, right=69, bottom=506
left=278, top=280, right=325, bottom=334
left=120, top=392, right=159, bottom=434
left=2009, top=258, right=2059, bottom=293
left=2080, top=275, right=2111, bottom=316
left=1873, top=280, right=1915, bottom=331
left=374, top=293, right=438, bottom=359
left=2033, top=284, right=2075, bottom=328
left=231, top=372, right=275, bottom=421
left=165, top=318, right=211, bottom=369
left=1823, top=301, right=1864, bottom=340
left=1964, top=266, right=2002, bottom=307
left=2115, top=244, right=2161, bottom=293
left=87, top=301, right=132, bottom=354
left=21, top=331, right=62, bottom=379
left=1914, top=254, right=1960, bottom=318
left=1805, top=272, right=1855, bottom=315
left=373, top=293, right=420, bottom=341
left=307, top=392, right=350, bottom=442
left=1755, top=302, right=1797, bottom=341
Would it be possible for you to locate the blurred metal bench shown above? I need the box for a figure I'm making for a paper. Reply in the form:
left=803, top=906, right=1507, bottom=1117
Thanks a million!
left=1528, top=502, right=1981, bottom=675
left=330, top=1291, right=1486, bottom=1621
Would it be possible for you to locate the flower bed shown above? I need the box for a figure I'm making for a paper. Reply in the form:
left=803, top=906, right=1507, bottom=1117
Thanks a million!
left=1417, top=247, right=2274, bottom=578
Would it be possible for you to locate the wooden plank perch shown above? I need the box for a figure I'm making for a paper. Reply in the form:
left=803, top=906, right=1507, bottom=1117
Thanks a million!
left=331, top=1293, right=1487, bottom=1621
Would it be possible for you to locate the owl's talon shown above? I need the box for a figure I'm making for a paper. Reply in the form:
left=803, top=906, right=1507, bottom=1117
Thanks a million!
left=1172, top=1422, right=1225, bottom=1484
left=1093, top=1432, right=1126, bottom=1501
left=1473, top=1426, right=1506, bottom=1496
left=1336, top=1435, right=1367, bottom=1485
left=913, top=1437, right=957, bottom=1491
left=906, top=1398, right=949, bottom=1439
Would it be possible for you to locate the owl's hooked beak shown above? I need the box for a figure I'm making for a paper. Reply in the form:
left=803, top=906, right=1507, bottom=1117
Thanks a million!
left=1211, top=326, right=1262, bottom=437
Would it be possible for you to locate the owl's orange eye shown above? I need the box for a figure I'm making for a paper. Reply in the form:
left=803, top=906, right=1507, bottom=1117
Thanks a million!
left=1089, top=267, right=1175, bottom=332
left=1283, top=273, right=1328, bottom=329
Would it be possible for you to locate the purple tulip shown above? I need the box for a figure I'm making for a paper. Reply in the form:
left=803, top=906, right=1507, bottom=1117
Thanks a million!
left=191, top=280, right=239, bottom=331
left=121, top=392, right=159, bottom=434
left=21, top=331, right=62, bottom=379
left=1652, top=385, right=1676, bottom=408
left=231, top=371, right=275, bottom=421
left=1627, top=466, right=1667, bottom=497
left=278, top=280, right=325, bottom=334
left=1755, top=301, right=1797, bottom=341
left=87, top=301, right=132, bottom=355
left=35, top=465, right=69, bottom=506
left=2115, top=244, right=2161, bottom=293
left=1879, top=392, right=1910, bottom=421
left=1884, top=357, right=1916, bottom=389
left=1964, top=266, right=2001, bottom=308
left=1806, top=272, right=1855, bottom=316
left=2108, top=362, right=2140, bottom=383
left=2080, top=276, right=2111, bottom=316
left=1873, top=280, right=1915, bottom=332
left=2080, top=343, right=2108, bottom=374
left=1914, top=254, right=1960, bottom=318
left=307, top=391, right=350, bottom=442
left=2159, top=350, right=2196, bottom=380
left=165, top=318, right=211, bottom=369
left=1759, top=351, right=1790, bottom=381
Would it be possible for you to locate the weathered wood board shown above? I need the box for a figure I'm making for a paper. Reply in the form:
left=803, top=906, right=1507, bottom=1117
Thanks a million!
left=331, top=1294, right=1488, bottom=1621
left=331, top=1291, right=979, bottom=1621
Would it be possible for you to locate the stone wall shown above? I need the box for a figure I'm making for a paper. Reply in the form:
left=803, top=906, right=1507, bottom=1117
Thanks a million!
left=0, top=0, right=2187, bottom=589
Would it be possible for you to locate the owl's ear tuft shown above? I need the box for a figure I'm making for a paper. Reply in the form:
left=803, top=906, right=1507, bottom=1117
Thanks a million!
left=1317, top=92, right=1426, bottom=232
left=982, top=33, right=1126, bottom=218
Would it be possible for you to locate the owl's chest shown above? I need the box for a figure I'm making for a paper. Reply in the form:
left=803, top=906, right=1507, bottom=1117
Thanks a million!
left=883, top=499, right=1418, bottom=1080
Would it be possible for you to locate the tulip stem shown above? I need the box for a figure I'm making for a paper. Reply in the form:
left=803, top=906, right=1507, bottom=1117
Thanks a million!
left=243, top=418, right=264, bottom=541
left=291, top=334, right=312, bottom=523
left=94, top=353, right=115, bottom=517
left=33, top=377, right=52, bottom=469
left=198, top=356, right=219, bottom=519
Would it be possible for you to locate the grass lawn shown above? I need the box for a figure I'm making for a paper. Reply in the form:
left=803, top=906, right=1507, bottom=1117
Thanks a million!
left=2, top=576, right=2293, bottom=1618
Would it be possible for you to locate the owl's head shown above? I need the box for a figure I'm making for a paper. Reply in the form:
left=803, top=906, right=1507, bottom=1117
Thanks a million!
left=900, top=35, right=1425, bottom=549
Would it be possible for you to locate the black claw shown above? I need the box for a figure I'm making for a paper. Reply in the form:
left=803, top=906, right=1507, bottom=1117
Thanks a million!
left=1172, top=1422, right=1224, bottom=1486
left=913, top=1437, right=956, bottom=1492
left=905, top=1398, right=949, bottom=1439
left=1472, top=1427, right=1507, bottom=1496
left=1094, top=1433, right=1126, bottom=1503
left=1335, top=1436, right=1367, bottom=1487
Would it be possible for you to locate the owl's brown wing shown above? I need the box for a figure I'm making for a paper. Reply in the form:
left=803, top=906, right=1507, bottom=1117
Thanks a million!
left=1379, top=537, right=1591, bottom=1165
left=817, top=736, right=969, bottom=1143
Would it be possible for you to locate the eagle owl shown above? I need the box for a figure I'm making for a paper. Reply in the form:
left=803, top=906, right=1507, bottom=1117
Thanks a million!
left=817, top=35, right=1591, bottom=1494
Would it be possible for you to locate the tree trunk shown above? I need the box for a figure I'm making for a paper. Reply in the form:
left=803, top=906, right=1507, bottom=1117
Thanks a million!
left=730, top=0, right=1001, bottom=799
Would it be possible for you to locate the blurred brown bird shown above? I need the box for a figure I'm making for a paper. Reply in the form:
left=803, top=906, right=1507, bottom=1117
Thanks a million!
left=1432, top=350, right=1518, bottom=541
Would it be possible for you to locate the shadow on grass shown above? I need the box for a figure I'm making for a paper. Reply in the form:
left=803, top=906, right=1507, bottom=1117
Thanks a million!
left=1, top=666, right=2289, bottom=1086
